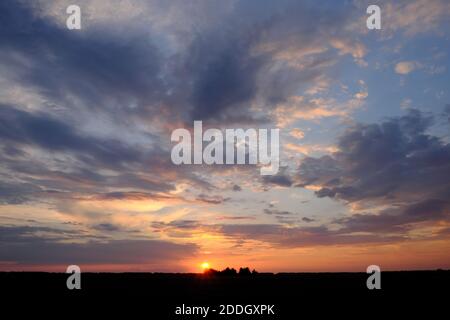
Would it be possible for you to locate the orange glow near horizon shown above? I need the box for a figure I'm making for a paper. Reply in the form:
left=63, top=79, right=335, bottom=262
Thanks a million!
left=201, top=262, right=210, bottom=271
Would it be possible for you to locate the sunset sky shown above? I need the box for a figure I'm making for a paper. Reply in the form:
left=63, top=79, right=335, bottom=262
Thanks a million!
left=1, top=0, right=450, bottom=272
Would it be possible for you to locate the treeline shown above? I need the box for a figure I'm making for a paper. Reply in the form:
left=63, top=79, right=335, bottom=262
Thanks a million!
left=204, top=267, right=258, bottom=276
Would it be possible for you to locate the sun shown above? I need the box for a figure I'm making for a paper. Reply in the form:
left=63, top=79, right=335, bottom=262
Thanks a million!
left=201, top=262, right=210, bottom=271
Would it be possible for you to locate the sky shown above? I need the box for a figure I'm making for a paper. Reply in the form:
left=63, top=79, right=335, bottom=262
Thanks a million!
left=0, top=0, right=450, bottom=273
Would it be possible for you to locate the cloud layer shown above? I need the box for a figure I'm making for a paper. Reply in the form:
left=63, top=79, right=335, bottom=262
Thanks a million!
left=0, top=0, right=449, bottom=271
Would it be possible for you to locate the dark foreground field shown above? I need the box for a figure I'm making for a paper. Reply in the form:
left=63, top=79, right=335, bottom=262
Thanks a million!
left=2, top=271, right=449, bottom=318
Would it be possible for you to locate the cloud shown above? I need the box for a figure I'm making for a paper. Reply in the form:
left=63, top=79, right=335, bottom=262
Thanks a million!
left=0, top=1, right=165, bottom=120
left=0, top=104, right=192, bottom=204
left=285, top=143, right=339, bottom=156
left=1, top=0, right=449, bottom=269
left=264, top=208, right=294, bottom=216
left=91, top=223, right=123, bottom=232
left=187, top=28, right=265, bottom=121
left=444, top=104, right=450, bottom=122
left=0, top=106, right=144, bottom=167
left=0, top=181, right=41, bottom=204
left=216, top=224, right=405, bottom=247
left=395, top=61, right=418, bottom=74
left=383, top=0, right=450, bottom=36
left=330, top=37, right=367, bottom=61
left=262, top=173, right=293, bottom=188
left=297, top=109, right=450, bottom=232
left=232, top=184, right=242, bottom=192
left=335, top=199, right=450, bottom=233
left=0, top=225, right=198, bottom=266
left=0, top=1, right=369, bottom=209
left=289, top=128, right=305, bottom=139
left=272, top=96, right=347, bottom=125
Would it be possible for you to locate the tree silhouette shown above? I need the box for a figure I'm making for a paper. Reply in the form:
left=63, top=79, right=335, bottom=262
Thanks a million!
left=221, top=267, right=237, bottom=276
left=239, top=267, right=251, bottom=276
left=203, top=267, right=258, bottom=277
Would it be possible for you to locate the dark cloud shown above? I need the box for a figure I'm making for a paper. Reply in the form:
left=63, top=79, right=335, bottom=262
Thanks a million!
left=3, top=0, right=446, bottom=267
left=93, top=191, right=176, bottom=202
left=298, top=109, right=450, bottom=232
left=187, top=29, right=264, bottom=121
left=91, top=223, right=122, bottom=232
left=300, top=110, right=450, bottom=201
left=180, top=0, right=354, bottom=124
left=165, top=220, right=200, bottom=230
left=0, top=1, right=164, bottom=117
left=216, top=224, right=405, bottom=247
left=0, top=105, right=186, bottom=202
left=0, top=0, right=361, bottom=208
left=262, top=170, right=293, bottom=187
left=0, top=225, right=198, bottom=265
left=0, top=225, right=83, bottom=242
left=335, top=198, right=450, bottom=234
left=216, top=215, right=256, bottom=221
left=263, top=208, right=297, bottom=224
left=0, top=0, right=354, bottom=128
left=0, top=106, right=144, bottom=167
left=196, top=194, right=230, bottom=204
left=444, top=104, right=450, bottom=122
left=0, top=181, right=41, bottom=204
left=264, top=209, right=294, bottom=216
left=232, top=184, right=242, bottom=192
left=151, top=219, right=409, bottom=248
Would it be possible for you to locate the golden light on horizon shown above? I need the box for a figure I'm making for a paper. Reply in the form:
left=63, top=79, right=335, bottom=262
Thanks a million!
left=201, top=262, right=210, bottom=271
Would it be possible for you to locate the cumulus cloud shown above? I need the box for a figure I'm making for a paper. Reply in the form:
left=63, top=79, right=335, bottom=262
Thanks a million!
left=262, top=172, right=293, bottom=188
left=395, top=61, right=418, bottom=74
left=298, top=109, right=450, bottom=233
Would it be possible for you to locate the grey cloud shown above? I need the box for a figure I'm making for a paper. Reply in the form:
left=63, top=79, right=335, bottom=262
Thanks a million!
left=217, top=224, right=405, bottom=247
left=0, top=225, right=198, bottom=265
left=262, top=170, right=293, bottom=187
left=0, top=0, right=366, bottom=207
left=297, top=109, right=450, bottom=232
left=232, top=184, right=242, bottom=192
left=196, top=194, right=230, bottom=204
left=0, top=0, right=357, bottom=128
left=444, top=104, right=450, bottom=122
left=0, top=1, right=164, bottom=117
left=91, top=223, right=122, bottom=232
left=264, top=209, right=294, bottom=216
left=299, top=110, right=450, bottom=202
left=0, top=225, right=83, bottom=242
left=152, top=220, right=406, bottom=248
left=335, top=199, right=450, bottom=234
left=0, top=106, right=144, bottom=167
left=0, top=181, right=41, bottom=204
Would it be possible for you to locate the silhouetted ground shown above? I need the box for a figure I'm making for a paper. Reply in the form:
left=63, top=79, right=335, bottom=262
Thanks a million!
left=2, top=270, right=449, bottom=318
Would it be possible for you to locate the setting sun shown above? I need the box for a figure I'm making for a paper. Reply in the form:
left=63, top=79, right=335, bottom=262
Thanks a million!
left=201, top=262, right=210, bottom=271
